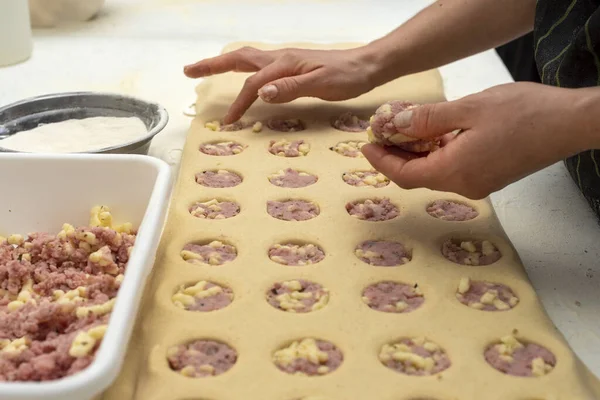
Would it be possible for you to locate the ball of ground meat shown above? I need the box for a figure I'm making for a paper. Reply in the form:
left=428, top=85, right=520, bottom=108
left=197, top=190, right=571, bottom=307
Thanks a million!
left=367, top=101, right=440, bottom=152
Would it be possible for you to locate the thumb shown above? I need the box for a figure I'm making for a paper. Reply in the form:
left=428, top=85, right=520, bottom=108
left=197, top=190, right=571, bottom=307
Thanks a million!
left=394, top=100, right=468, bottom=139
left=258, top=70, right=321, bottom=104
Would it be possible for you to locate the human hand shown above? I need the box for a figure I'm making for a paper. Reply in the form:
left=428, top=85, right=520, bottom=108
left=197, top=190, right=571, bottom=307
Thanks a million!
left=361, top=82, right=591, bottom=199
left=184, top=46, right=379, bottom=124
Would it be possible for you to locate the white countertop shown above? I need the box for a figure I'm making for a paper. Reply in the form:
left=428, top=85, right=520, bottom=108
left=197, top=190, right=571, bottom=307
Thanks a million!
left=1, top=0, right=598, bottom=377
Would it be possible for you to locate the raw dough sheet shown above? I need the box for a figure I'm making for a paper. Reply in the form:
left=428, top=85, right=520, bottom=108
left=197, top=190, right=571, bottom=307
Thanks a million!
left=102, top=42, right=600, bottom=400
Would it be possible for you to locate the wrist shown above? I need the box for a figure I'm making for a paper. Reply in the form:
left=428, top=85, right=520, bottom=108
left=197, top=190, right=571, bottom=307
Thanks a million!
left=354, top=38, right=412, bottom=90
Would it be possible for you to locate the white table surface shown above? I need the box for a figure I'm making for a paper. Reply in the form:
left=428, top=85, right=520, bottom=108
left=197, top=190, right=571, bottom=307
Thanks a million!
left=1, top=0, right=598, bottom=378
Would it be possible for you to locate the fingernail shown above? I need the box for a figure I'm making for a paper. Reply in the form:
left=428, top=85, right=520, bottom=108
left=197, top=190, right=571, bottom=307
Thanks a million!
left=258, top=85, right=278, bottom=102
left=392, top=110, right=413, bottom=129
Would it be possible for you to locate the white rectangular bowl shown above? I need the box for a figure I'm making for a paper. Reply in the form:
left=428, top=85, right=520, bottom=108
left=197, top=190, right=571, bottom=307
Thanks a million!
left=0, top=153, right=172, bottom=400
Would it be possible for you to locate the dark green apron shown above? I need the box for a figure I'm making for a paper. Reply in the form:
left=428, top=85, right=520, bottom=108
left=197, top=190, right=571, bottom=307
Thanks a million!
left=534, top=0, right=600, bottom=219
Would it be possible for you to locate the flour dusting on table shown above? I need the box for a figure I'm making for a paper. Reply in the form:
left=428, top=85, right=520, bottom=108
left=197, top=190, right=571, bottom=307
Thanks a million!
left=0, top=116, right=147, bottom=153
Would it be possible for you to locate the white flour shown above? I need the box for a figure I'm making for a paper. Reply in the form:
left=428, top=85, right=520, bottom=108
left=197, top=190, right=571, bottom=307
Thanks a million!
left=0, top=116, right=148, bottom=153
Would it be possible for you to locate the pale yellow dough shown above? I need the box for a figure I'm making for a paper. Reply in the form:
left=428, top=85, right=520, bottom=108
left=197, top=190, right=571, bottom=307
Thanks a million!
left=102, top=42, right=600, bottom=400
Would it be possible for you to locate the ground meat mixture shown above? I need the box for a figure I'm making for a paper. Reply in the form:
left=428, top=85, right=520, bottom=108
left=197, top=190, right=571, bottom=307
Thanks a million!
left=355, top=240, right=411, bottom=266
left=330, top=141, right=367, bottom=158
left=342, top=170, right=389, bottom=188
left=267, top=118, right=306, bottom=132
left=167, top=339, right=237, bottom=378
left=0, top=207, right=136, bottom=382
left=268, top=139, right=310, bottom=157
left=189, top=199, right=240, bottom=220
left=456, top=277, right=519, bottom=311
left=484, top=335, right=556, bottom=377
left=199, top=141, right=246, bottom=156
left=346, top=198, right=399, bottom=221
left=204, top=119, right=262, bottom=133
left=379, top=337, right=451, bottom=376
left=172, top=281, right=233, bottom=312
left=181, top=241, right=237, bottom=266
left=362, top=281, right=424, bottom=313
left=427, top=200, right=478, bottom=221
left=367, top=101, right=440, bottom=154
left=273, top=338, right=342, bottom=376
left=195, top=170, right=242, bottom=188
left=268, top=168, right=318, bottom=188
left=442, top=239, right=501, bottom=266
left=267, top=280, right=329, bottom=313
left=330, top=112, right=369, bottom=132
left=267, top=200, right=320, bottom=222
left=268, top=243, right=325, bottom=266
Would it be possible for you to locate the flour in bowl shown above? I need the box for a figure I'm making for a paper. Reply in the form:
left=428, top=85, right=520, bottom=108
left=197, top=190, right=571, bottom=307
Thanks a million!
left=0, top=116, right=148, bottom=153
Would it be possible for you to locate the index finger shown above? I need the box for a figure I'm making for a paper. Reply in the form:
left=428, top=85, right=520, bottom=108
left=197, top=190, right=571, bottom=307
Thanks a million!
left=184, top=47, right=273, bottom=78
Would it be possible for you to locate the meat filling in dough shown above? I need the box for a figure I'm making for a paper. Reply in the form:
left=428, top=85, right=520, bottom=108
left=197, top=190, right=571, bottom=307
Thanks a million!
left=273, top=338, right=343, bottom=376
left=346, top=198, right=399, bottom=221
left=379, top=337, right=451, bottom=376
left=199, top=142, right=246, bottom=156
left=268, top=243, right=325, bottom=266
left=484, top=335, right=556, bottom=377
left=362, top=281, right=424, bottom=313
left=355, top=240, right=412, bottom=266
left=267, top=200, right=320, bottom=221
left=267, top=280, right=329, bottom=313
left=172, top=281, right=233, bottom=312
left=442, top=239, right=501, bottom=266
left=167, top=340, right=237, bottom=377
left=180, top=241, right=237, bottom=266
left=268, top=168, right=317, bottom=188
left=455, top=277, right=519, bottom=311
left=195, top=170, right=242, bottom=188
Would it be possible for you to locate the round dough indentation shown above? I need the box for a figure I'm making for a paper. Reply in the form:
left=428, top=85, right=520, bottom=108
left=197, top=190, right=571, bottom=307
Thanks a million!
left=267, top=200, right=320, bottom=221
left=267, top=279, right=329, bottom=313
left=268, top=139, right=310, bottom=157
left=355, top=240, right=412, bottom=266
left=266, top=118, right=306, bottom=132
left=189, top=199, right=240, bottom=220
left=342, top=170, right=390, bottom=188
left=441, top=238, right=501, bottom=266
left=268, top=168, right=318, bottom=188
left=330, top=112, right=369, bottom=132
left=455, top=277, right=519, bottom=311
left=181, top=241, right=237, bottom=266
left=427, top=200, right=478, bottom=221
left=167, top=339, right=237, bottom=378
left=273, top=338, right=343, bottom=376
left=346, top=198, right=399, bottom=221
left=171, top=281, right=233, bottom=312
left=330, top=140, right=367, bottom=158
left=484, top=335, right=556, bottom=377
left=268, top=243, right=325, bottom=266
left=362, top=281, right=424, bottom=313
left=199, top=141, right=246, bottom=156
left=379, top=337, right=450, bottom=376
left=195, top=169, right=242, bottom=188
left=204, top=118, right=262, bottom=132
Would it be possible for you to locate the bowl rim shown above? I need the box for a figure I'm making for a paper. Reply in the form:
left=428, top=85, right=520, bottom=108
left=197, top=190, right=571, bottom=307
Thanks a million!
left=0, top=91, right=169, bottom=154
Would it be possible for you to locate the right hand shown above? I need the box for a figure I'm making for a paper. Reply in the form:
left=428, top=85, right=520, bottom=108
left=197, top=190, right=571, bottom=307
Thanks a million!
left=184, top=46, right=379, bottom=124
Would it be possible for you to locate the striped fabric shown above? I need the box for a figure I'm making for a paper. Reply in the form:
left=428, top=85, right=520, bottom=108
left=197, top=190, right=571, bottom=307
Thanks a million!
left=535, top=0, right=600, bottom=219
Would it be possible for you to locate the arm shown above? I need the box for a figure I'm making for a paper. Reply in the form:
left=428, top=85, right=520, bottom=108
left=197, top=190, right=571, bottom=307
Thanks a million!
left=184, top=0, right=536, bottom=123
left=365, top=0, right=537, bottom=87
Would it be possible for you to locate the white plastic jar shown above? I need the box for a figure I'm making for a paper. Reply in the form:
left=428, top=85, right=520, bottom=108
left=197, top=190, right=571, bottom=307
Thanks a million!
left=0, top=0, right=33, bottom=67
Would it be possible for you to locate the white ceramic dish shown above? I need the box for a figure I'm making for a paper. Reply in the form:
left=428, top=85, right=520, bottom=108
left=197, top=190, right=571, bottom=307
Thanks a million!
left=0, top=153, right=172, bottom=400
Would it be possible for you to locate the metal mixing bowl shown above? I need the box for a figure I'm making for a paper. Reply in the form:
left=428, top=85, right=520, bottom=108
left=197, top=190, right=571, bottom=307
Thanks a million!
left=0, top=92, right=169, bottom=154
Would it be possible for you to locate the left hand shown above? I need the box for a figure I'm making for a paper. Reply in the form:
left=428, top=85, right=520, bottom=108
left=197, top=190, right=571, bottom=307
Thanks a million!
left=361, top=82, right=590, bottom=199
